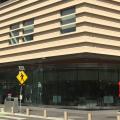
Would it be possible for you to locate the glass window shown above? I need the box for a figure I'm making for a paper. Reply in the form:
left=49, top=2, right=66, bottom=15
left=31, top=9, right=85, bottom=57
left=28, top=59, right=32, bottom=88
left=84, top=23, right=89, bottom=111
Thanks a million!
left=61, top=24, right=76, bottom=34
left=10, top=30, right=19, bottom=37
left=61, top=27, right=76, bottom=34
left=61, top=7, right=75, bottom=16
left=60, top=7, right=76, bottom=34
left=9, top=23, right=20, bottom=45
left=23, top=19, right=34, bottom=26
left=61, top=17, right=76, bottom=25
left=10, top=23, right=19, bottom=30
left=23, top=35, right=33, bottom=42
left=9, top=18, right=34, bottom=45
left=9, top=38, right=19, bottom=45
left=23, top=26, right=34, bottom=34
left=23, top=19, right=34, bottom=42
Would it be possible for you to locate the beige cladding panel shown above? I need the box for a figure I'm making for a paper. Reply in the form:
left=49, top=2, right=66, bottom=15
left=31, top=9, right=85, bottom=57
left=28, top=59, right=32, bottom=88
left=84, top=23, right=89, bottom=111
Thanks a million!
left=0, top=35, right=120, bottom=60
left=76, top=6, right=120, bottom=20
left=76, top=14, right=120, bottom=29
left=0, top=46, right=88, bottom=63
left=0, top=35, right=86, bottom=56
left=35, top=29, right=60, bottom=40
left=77, top=25, right=120, bottom=37
left=1, top=34, right=120, bottom=57
left=0, top=0, right=120, bottom=64
left=0, top=34, right=9, bottom=41
left=35, top=21, right=60, bottom=33
left=1, top=45, right=120, bottom=63
left=0, top=42, right=9, bottom=49
left=0, top=27, right=9, bottom=35
left=0, top=32, right=120, bottom=54
left=0, top=0, right=39, bottom=14
left=85, top=36, right=120, bottom=47
left=35, top=11, right=60, bottom=25
left=86, top=0, right=120, bottom=11
left=0, top=12, right=60, bottom=36
left=0, top=0, right=61, bottom=21
left=0, top=0, right=84, bottom=27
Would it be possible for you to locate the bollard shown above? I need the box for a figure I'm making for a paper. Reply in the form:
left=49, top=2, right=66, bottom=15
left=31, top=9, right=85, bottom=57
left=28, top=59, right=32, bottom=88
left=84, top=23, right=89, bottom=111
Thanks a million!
left=0, top=108, right=4, bottom=113
left=44, top=109, right=47, bottom=118
left=117, top=115, right=120, bottom=120
left=11, top=107, right=14, bottom=114
left=64, top=111, right=68, bottom=120
left=88, top=112, right=92, bottom=120
left=26, top=108, right=30, bottom=115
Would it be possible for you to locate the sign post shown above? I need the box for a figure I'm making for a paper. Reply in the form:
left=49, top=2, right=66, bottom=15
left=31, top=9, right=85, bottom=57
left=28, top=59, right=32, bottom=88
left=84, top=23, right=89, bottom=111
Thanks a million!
left=16, top=66, right=28, bottom=113
left=19, top=86, right=23, bottom=113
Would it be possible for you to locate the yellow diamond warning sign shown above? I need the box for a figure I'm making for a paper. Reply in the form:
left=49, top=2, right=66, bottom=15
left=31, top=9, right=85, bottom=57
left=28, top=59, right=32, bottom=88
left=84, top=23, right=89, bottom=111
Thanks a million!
left=16, top=71, right=28, bottom=85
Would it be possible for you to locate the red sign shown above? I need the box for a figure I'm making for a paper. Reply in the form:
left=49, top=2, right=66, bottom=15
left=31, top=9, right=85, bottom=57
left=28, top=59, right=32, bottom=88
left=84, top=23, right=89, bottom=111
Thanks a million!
left=118, top=81, right=120, bottom=97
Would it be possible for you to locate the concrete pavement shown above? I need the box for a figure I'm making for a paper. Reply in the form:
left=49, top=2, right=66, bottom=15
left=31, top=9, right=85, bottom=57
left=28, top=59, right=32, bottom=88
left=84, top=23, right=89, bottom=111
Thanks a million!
left=0, top=104, right=120, bottom=120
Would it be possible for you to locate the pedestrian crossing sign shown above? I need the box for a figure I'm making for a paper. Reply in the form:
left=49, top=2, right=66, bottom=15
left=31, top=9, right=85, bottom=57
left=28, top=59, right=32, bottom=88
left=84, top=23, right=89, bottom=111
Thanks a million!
left=16, top=70, right=28, bottom=85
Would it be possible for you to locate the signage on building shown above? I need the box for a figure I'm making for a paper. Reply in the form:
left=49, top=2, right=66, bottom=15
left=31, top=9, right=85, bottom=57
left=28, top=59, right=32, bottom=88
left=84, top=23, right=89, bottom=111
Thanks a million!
left=16, top=70, right=28, bottom=85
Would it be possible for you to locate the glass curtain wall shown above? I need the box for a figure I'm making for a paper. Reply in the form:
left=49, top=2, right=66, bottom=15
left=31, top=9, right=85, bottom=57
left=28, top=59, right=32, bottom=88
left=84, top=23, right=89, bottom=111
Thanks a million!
left=29, top=63, right=119, bottom=107
left=1, top=63, right=118, bottom=107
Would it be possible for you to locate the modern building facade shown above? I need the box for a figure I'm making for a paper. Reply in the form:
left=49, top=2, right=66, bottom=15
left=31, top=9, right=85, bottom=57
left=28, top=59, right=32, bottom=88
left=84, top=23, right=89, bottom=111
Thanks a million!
left=0, top=0, right=120, bottom=108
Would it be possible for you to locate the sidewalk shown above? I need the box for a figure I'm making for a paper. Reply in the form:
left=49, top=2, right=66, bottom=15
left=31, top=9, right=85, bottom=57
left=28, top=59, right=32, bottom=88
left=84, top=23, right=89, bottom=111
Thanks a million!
left=0, top=104, right=119, bottom=120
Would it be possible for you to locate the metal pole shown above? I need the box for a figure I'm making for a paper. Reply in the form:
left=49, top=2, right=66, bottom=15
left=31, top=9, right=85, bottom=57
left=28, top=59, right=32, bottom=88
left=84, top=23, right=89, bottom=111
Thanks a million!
left=20, top=86, right=22, bottom=113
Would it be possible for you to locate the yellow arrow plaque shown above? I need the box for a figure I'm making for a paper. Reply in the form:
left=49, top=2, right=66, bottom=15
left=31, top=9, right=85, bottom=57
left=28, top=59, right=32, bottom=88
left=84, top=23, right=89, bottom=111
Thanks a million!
left=16, top=71, right=28, bottom=85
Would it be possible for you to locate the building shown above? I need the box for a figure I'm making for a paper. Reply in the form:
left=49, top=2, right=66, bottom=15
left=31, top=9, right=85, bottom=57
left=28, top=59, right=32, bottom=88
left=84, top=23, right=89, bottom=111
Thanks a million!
left=0, top=0, right=120, bottom=108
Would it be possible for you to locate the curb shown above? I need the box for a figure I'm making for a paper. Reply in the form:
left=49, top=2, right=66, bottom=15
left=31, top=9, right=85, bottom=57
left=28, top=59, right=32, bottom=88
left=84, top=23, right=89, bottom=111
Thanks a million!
left=0, top=112, right=73, bottom=120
